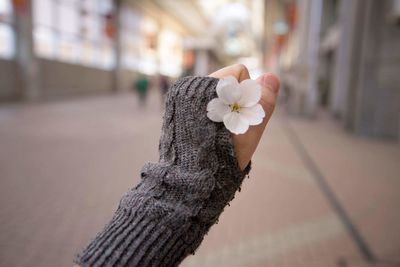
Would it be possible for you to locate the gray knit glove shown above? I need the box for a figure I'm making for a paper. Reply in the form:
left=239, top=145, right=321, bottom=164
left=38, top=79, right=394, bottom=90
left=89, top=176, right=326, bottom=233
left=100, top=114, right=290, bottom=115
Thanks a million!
left=75, top=76, right=251, bottom=267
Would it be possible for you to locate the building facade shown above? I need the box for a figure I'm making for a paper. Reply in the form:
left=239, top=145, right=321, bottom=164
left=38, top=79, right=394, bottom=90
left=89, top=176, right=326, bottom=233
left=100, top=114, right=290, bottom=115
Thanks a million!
left=274, top=0, right=400, bottom=140
left=0, top=0, right=190, bottom=101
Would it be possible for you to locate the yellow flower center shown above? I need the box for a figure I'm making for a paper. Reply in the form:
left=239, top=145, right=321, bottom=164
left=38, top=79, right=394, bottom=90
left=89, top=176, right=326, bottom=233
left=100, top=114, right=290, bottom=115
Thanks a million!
left=229, top=102, right=241, bottom=113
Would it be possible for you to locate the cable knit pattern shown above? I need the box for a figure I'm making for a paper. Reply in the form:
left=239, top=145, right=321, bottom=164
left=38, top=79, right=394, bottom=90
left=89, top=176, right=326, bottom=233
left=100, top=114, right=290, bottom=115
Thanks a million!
left=74, top=76, right=251, bottom=267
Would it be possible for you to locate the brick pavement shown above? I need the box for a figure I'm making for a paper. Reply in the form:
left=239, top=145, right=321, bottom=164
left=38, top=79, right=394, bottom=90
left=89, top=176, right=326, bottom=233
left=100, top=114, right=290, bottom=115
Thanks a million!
left=0, top=93, right=399, bottom=267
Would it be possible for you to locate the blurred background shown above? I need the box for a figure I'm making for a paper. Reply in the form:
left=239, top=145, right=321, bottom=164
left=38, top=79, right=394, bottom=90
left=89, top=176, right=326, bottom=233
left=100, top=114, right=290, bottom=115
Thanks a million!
left=0, top=0, right=399, bottom=266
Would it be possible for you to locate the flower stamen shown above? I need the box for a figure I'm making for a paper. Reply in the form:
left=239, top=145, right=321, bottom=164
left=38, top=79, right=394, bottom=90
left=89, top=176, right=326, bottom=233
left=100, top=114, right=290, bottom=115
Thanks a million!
left=229, top=102, right=241, bottom=113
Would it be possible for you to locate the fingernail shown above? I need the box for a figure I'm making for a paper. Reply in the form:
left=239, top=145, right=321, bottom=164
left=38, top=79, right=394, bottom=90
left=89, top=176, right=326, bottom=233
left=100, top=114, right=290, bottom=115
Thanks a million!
left=262, top=74, right=280, bottom=94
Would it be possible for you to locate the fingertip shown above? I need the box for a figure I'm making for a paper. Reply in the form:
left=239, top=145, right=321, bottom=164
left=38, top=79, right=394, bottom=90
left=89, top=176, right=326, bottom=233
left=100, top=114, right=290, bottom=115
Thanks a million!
left=208, top=63, right=250, bottom=81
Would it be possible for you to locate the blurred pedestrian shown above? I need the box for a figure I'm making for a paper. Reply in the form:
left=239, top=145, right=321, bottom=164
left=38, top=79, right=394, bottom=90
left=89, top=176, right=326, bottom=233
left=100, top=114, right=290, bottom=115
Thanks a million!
left=133, top=74, right=150, bottom=106
left=159, top=75, right=170, bottom=105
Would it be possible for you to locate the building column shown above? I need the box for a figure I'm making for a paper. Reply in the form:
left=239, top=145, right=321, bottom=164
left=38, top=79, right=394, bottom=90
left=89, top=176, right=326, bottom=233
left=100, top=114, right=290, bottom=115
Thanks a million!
left=305, top=0, right=323, bottom=116
left=13, top=1, right=40, bottom=100
left=285, top=0, right=322, bottom=117
left=112, top=0, right=123, bottom=92
left=330, top=0, right=363, bottom=122
left=351, top=0, right=395, bottom=138
left=332, top=0, right=399, bottom=140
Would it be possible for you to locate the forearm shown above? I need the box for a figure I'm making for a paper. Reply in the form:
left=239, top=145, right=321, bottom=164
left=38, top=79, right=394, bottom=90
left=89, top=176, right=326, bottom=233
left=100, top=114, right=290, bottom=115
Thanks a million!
left=74, top=77, right=251, bottom=267
left=75, top=166, right=250, bottom=267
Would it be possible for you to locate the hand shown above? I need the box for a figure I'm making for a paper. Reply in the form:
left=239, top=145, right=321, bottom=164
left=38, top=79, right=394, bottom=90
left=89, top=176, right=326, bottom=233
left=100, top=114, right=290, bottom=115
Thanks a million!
left=209, top=64, right=280, bottom=170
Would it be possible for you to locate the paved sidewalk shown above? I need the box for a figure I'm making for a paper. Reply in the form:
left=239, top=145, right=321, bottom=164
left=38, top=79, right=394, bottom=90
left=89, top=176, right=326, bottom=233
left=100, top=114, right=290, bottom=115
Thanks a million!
left=0, top=94, right=399, bottom=267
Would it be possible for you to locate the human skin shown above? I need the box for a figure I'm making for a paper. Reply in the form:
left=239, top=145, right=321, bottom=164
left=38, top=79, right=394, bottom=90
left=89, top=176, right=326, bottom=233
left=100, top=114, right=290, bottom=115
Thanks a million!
left=209, top=63, right=280, bottom=170
left=73, top=64, right=279, bottom=267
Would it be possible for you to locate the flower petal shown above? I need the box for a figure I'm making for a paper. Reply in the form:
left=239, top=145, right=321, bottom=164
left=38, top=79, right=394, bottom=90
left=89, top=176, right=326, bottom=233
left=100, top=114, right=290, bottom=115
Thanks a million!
left=240, top=104, right=265, bottom=125
left=223, top=112, right=249, bottom=135
left=218, top=75, right=239, bottom=88
left=216, top=76, right=241, bottom=105
left=238, top=79, right=262, bottom=107
left=207, top=98, right=230, bottom=122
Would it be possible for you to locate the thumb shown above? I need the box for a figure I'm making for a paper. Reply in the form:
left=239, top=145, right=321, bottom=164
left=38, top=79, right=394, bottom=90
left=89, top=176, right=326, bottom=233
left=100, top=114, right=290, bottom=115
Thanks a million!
left=233, top=73, right=280, bottom=170
left=256, top=73, right=280, bottom=122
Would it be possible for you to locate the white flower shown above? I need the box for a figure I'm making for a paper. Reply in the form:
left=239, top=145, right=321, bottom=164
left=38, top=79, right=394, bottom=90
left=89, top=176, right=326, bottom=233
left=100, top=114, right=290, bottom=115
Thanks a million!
left=207, top=76, right=265, bottom=135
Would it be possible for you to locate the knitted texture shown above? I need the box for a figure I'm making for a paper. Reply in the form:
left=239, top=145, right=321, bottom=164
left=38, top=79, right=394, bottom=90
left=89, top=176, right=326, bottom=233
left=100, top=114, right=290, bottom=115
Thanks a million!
left=75, top=76, right=251, bottom=267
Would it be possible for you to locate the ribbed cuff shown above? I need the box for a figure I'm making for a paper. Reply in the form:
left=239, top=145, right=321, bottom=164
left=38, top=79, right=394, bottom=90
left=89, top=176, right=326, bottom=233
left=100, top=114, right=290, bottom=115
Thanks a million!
left=75, top=210, right=187, bottom=267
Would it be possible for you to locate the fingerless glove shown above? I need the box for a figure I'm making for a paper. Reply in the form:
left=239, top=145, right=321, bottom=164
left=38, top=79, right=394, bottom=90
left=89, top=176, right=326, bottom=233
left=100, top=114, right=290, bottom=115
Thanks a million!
left=75, top=76, right=251, bottom=267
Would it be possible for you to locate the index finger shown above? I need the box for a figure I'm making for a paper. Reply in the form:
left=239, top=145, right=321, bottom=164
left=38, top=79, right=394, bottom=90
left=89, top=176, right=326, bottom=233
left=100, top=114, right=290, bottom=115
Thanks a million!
left=208, top=64, right=250, bottom=82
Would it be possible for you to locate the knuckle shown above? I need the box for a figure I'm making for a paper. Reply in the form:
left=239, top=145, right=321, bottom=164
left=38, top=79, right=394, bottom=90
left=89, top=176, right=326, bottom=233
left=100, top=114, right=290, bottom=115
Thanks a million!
left=233, top=63, right=247, bottom=72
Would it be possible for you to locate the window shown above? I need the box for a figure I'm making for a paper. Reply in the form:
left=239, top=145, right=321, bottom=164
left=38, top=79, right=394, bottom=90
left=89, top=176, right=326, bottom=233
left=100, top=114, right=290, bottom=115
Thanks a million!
left=120, top=7, right=142, bottom=71
left=33, top=0, right=115, bottom=69
left=33, top=0, right=56, bottom=58
left=120, top=7, right=158, bottom=74
left=158, top=29, right=183, bottom=77
left=0, top=0, right=15, bottom=59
